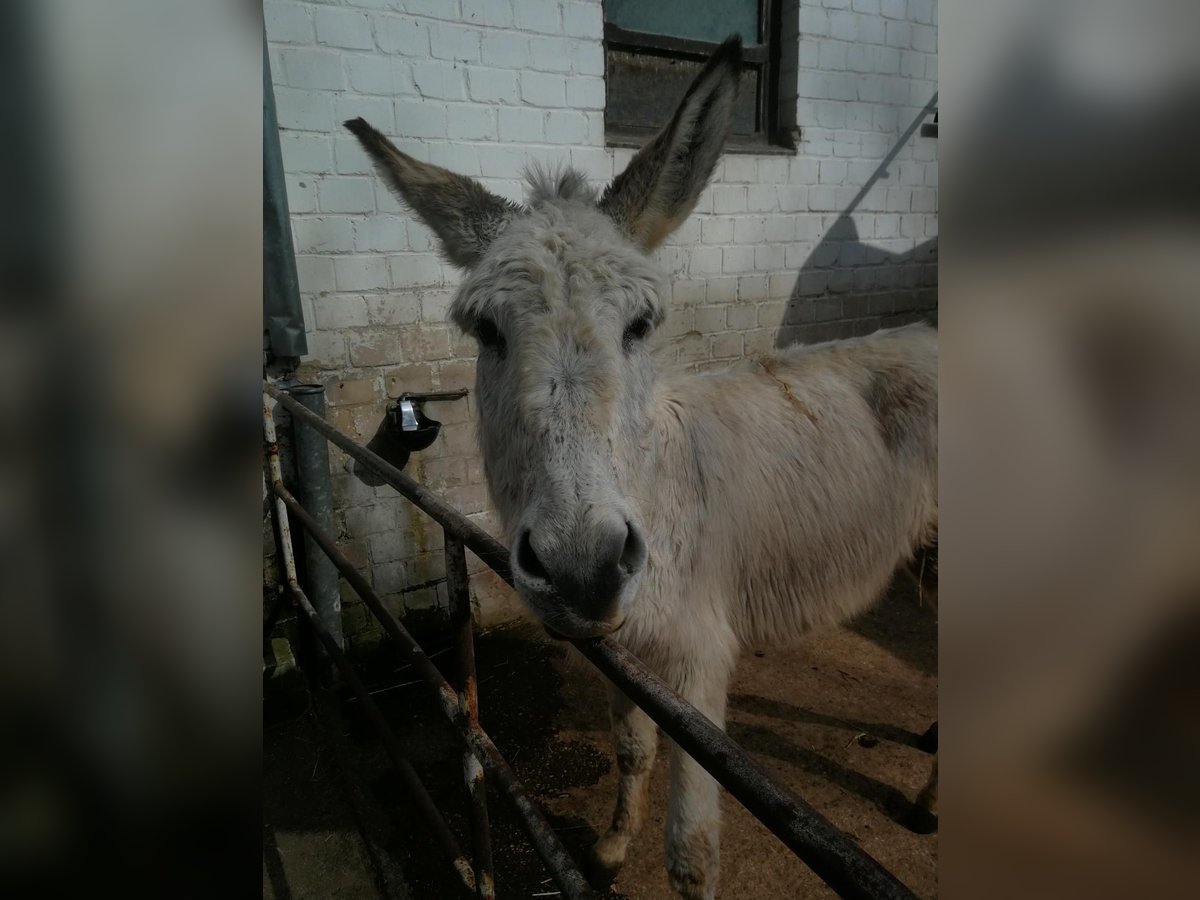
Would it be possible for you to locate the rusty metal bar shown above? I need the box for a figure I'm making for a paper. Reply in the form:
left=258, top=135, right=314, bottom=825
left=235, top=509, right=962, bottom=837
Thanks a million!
left=446, top=533, right=495, bottom=900
left=264, top=395, right=475, bottom=896
left=272, top=478, right=594, bottom=900
left=265, top=382, right=918, bottom=900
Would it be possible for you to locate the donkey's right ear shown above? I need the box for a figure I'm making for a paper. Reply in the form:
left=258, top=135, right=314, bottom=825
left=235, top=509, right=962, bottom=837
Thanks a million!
left=345, top=118, right=522, bottom=268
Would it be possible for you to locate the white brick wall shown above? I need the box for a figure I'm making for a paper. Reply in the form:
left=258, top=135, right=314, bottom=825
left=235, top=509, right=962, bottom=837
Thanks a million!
left=266, top=0, right=937, bottom=632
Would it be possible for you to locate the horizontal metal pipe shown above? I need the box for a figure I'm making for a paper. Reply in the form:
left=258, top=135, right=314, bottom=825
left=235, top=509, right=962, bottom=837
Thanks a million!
left=273, top=481, right=594, bottom=900
left=264, top=395, right=474, bottom=895
left=265, top=383, right=918, bottom=900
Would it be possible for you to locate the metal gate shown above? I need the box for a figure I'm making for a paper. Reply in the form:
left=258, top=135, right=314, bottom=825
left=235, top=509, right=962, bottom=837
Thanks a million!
left=263, top=381, right=918, bottom=900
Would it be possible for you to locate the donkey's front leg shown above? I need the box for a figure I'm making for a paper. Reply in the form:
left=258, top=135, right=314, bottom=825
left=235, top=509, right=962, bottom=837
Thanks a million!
left=593, top=683, right=659, bottom=874
left=665, top=659, right=733, bottom=900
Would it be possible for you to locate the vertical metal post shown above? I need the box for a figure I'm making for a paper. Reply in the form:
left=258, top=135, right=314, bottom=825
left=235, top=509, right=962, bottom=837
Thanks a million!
left=446, top=533, right=495, bottom=900
left=287, top=384, right=343, bottom=653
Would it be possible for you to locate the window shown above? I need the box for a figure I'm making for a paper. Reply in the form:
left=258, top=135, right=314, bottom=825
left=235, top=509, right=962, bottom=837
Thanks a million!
left=603, top=0, right=787, bottom=151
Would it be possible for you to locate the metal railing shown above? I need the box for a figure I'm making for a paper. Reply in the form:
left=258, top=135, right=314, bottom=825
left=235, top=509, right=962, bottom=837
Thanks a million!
left=263, top=381, right=919, bottom=900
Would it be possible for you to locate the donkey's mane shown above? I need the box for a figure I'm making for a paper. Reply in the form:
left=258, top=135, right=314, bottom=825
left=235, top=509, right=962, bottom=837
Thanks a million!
left=523, top=163, right=597, bottom=206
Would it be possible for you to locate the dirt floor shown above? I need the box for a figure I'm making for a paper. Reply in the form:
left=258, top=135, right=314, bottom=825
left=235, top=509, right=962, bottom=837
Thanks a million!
left=263, top=575, right=937, bottom=899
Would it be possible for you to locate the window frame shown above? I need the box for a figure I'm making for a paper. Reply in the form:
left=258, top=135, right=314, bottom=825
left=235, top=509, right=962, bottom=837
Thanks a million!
left=602, top=0, right=791, bottom=154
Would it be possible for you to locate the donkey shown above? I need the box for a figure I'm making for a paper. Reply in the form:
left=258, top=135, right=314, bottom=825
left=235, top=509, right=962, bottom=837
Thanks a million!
left=347, top=36, right=937, bottom=900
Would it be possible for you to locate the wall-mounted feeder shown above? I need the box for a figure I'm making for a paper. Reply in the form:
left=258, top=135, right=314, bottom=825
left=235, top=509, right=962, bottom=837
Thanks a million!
left=347, top=389, right=469, bottom=486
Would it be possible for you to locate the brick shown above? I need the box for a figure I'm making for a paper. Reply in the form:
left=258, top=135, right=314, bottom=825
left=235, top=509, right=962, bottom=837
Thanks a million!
left=445, top=104, right=493, bottom=140
left=481, top=31, right=529, bottom=68
left=564, top=2, right=602, bottom=38
left=274, top=88, right=332, bottom=132
left=411, top=61, right=466, bottom=101
left=355, top=215, right=409, bottom=253
left=429, top=22, right=481, bottom=62
left=348, top=331, right=403, bottom=368
left=711, top=332, right=743, bottom=359
left=712, top=185, right=747, bottom=214
left=304, top=332, right=349, bottom=372
left=726, top=303, right=757, bottom=330
left=315, top=176, right=372, bottom=214
left=687, top=247, right=722, bottom=277
left=818, top=41, right=848, bottom=71
left=312, top=294, right=369, bottom=331
left=672, top=280, right=707, bottom=305
left=343, top=53, right=394, bottom=94
left=462, top=0, right=514, bottom=28
left=733, top=216, right=766, bottom=244
left=498, top=106, right=544, bottom=142
left=738, top=276, right=770, bottom=302
left=515, top=0, right=562, bottom=34
left=528, top=35, right=573, bottom=72
left=389, top=254, right=444, bottom=288
left=345, top=502, right=399, bottom=537
left=722, top=156, right=757, bottom=183
left=770, top=272, right=799, bottom=297
left=264, top=3, right=313, bottom=44
left=393, top=99, right=446, bottom=138
left=707, top=277, right=738, bottom=303
left=755, top=245, right=785, bottom=270
left=366, top=293, right=421, bottom=326
left=466, top=66, right=520, bottom=104
left=566, top=76, right=605, bottom=110
left=885, top=20, right=912, bottom=49
left=746, top=185, right=778, bottom=212
left=545, top=110, right=587, bottom=144
left=384, top=363, right=435, bottom=396
left=325, top=376, right=378, bottom=407
left=723, top=246, right=755, bottom=273
left=521, top=71, right=566, bottom=107
left=400, top=324, right=453, bottom=361
left=694, top=306, right=727, bottom=333
left=334, top=255, right=389, bottom=291
left=677, top=332, right=710, bottom=363
left=314, top=7, right=373, bottom=50
left=279, top=48, right=344, bottom=90
left=295, top=255, right=335, bottom=295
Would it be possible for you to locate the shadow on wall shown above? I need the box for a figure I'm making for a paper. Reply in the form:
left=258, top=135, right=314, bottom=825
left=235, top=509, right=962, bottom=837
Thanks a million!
left=776, top=96, right=939, bottom=349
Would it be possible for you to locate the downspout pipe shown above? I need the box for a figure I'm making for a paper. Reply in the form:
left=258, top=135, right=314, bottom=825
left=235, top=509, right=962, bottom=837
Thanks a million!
left=263, top=33, right=307, bottom=365
left=287, top=384, right=342, bottom=654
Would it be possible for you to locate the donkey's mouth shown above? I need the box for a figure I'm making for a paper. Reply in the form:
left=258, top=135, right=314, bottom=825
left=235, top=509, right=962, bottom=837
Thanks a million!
left=541, top=613, right=626, bottom=642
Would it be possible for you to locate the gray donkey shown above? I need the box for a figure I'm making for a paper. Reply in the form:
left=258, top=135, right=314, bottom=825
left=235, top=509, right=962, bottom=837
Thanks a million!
left=347, top=36, right=937, bottom=900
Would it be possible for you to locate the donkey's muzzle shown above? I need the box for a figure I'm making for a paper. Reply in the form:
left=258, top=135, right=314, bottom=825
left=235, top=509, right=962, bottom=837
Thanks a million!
left=514, top=520, right=646, bottom=630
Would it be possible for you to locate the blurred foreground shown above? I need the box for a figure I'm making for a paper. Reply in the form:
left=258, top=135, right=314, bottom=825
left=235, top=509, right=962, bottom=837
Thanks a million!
left=0, top=1, right=1196, bottom=896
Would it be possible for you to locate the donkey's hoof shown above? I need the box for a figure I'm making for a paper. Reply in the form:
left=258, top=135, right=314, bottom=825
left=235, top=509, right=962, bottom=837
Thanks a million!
left=589, top=831, right=628, bottom=882
left=906, top=805, right=938, bottom=834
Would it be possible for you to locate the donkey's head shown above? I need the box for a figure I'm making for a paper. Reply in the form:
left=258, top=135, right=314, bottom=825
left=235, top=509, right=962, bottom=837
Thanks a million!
left=347, top=38, right=741, bottom=637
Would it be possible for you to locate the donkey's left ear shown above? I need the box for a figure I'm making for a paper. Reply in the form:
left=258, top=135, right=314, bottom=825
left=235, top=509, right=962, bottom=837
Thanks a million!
left=599, top=36, right=742, bottom=251
left=345, top=117, right=523, bottom=268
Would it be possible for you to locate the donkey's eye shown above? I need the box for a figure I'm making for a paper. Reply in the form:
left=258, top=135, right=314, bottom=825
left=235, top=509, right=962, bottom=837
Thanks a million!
left=622, top=316, right=653, bottom=351
left=474, top=317, right=506, bottom=353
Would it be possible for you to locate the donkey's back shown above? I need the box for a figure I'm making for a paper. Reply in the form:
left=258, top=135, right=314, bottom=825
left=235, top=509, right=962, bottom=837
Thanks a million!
left=657, top=324, right=937, bottom=647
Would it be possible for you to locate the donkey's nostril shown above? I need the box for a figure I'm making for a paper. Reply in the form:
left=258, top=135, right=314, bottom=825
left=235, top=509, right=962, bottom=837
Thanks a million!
left=619, top=522, right=647, bottom=576
left=516, top=530, right=549, bottom=582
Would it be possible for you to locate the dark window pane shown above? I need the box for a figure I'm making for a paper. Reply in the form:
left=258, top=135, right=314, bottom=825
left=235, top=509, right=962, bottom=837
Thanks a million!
left=605, top=49, right=759, bottom=135
left=605, top=0, right=759, bottom=45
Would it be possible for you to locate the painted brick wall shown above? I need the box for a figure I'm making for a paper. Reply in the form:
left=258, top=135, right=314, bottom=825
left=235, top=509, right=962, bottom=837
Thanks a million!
left=265, top=0, right=938, bottom=639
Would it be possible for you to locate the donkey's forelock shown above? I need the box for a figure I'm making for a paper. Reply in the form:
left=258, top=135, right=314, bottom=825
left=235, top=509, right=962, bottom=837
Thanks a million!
left=523, top=163, right=597, bottom=207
